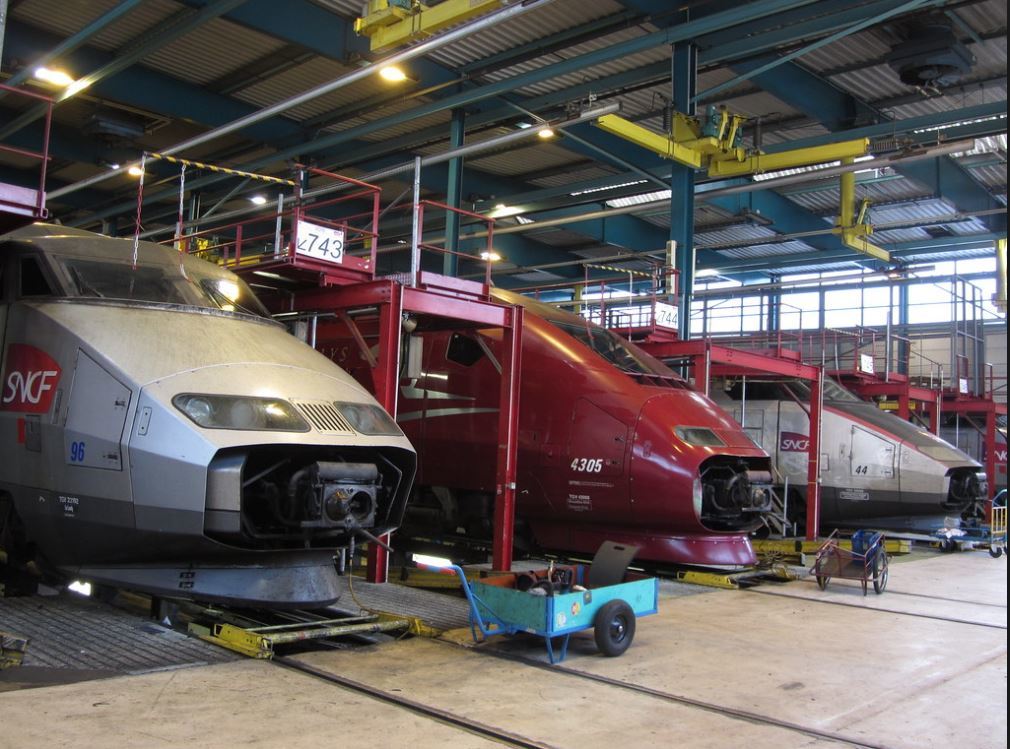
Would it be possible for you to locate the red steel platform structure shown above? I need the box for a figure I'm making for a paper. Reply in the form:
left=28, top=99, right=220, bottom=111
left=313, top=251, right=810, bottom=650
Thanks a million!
left=0, top=85, right=52, bottom=233
left=142, top=163, right=524, bottom=582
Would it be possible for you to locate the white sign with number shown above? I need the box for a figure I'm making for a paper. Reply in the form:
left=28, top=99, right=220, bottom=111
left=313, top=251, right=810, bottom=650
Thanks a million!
left=296, top=220, right=345, bottom=264
left=654, top=301, right=679, bottom=330
left=859, top=354, right=875, bottom=374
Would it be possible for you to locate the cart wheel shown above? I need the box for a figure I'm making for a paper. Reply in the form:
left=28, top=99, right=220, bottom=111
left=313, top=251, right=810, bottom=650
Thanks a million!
left=816, top=575, right=829, bottom=591
left=940, top=538, right=957, bottom=553
left=594, top=600, right=636, bottom=657
left=873, top=552, right=888, bottom=594
left=990, top=545, right=1004, bottom=559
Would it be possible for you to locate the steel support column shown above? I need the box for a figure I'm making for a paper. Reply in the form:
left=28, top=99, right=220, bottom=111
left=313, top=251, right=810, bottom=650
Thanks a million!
left=444, top=108, right=465, bottom=276
left=492, top=306, right=523, bottom=571
left=897, top=282, right=910, bottom=376
left=985, top=408, right=997, bottom=508
left=367, top=283, right=404, bottom=583
left=805, top=368, right=823, bottom=540
left=767, top=275, right=781, bottom=334
left=670, top=41, right=696, bottom=339
left=0, top=0, right=8, bottom=65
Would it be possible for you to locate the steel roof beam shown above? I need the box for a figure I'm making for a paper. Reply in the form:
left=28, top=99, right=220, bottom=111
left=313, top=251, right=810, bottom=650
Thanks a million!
left=0, top=0, right=251, bottom=141
left=2, top=21, right=305, bottom=144
left=0, top=0, right=146, bottom=100
left=732, top=57, right=1006, bottom=233
left=700, top=232, right=1003, bottom=273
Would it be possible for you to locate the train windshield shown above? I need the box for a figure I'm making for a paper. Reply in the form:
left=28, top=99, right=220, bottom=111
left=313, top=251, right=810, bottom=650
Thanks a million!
left=553, top=320, right=678, bottom=379
left=55, top=255, right=270, bottom=317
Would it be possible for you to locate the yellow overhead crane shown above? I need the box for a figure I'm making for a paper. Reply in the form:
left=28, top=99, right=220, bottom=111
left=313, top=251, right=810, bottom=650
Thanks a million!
left=355, top=0, right=505, bottom=53
left=596, top=107, right=891, bottom=261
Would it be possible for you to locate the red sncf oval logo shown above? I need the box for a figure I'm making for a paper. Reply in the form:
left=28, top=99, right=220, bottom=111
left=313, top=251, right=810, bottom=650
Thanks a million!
left=780, top=431, right=809, bottom=452
left=1, top=344, right=62, bottom=413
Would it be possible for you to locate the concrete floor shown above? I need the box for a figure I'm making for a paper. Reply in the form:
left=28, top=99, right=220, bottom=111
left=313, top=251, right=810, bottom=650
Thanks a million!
left=0, top=551, right=1005, bottom=749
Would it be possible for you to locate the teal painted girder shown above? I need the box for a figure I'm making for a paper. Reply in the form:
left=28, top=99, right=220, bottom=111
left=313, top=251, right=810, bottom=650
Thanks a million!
left=731, top=56, right=1006, bottom=234
left=700, top=233, right=1002, bottom=274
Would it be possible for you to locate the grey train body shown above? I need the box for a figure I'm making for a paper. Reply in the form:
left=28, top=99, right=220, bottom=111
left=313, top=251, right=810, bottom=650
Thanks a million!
left=0, top=224, right=415, bottom=607
left=711, top=379, right=987, bottom=533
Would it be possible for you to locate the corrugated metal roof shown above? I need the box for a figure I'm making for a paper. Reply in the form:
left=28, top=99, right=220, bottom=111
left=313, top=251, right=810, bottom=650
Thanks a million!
left=478, top=25, right=669, bottom=99
left=953, top=1, right=1007, bottom=35
left=715, top=240, right=819, bottom=260
left=141, top=18, right=287, bottom=86
left=784, top=174, right=932, bottom=213
left=467, top=141, right=587, bottom=176
left=530, top=164, right=619, bottom=188
left=424, top=0, right=630, bottom=71
left=963, top=162, right=1007, bottom=190
left=11, top=0, right=178, bottom=53
left=233, top=56, right=387, bottom=123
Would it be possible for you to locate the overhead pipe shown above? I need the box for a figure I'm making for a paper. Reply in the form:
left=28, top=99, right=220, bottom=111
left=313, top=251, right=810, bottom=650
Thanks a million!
left=135, top=102, right=618, bottom=241
left=49, top=0, right=558, bottom=201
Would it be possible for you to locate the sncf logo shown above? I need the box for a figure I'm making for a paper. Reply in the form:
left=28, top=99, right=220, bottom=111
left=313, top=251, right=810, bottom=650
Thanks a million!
left=1, top=344, right=62, bottom=414
left=780, top=431, right=810, bottom=452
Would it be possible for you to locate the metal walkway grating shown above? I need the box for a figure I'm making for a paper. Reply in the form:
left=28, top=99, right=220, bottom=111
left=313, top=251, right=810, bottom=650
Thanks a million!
left=0, top=593, right=236, bottom=676
left=336, top=576, right=472, bottom=633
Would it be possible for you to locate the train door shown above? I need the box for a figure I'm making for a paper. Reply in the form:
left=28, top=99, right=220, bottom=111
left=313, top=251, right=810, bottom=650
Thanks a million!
left=565, top=398, right=629, bottom=520
left=848, top=424, right=895, bottom=508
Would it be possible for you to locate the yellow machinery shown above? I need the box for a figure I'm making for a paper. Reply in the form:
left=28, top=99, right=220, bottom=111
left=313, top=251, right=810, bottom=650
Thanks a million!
left=355, top=0, right=506, bottom=53
left=596, top=107, right=891, bottom=261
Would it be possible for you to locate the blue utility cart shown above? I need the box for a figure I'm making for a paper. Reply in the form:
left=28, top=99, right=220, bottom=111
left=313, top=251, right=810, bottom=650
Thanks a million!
left=420, top=561, right=658, bottom=663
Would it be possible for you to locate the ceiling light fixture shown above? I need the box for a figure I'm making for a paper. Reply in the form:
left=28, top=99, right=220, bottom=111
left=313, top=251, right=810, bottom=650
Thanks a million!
left=127, top=165, right=145, bottom=177
left=249, top=194, right=268, bottom=205
left=34, top=66, right=76, bottom=87
left=480, top=250, right=502, bottom=262
left=537, top=127, right=555, bottom=139
left=379, top=66, right=408, bottom=82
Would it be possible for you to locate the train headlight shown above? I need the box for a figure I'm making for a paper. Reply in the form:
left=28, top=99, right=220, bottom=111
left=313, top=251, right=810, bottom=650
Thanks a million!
left=334, top=401, right=403, bottom=436
left=675, top=426, right=725, bottom=447
left=692, top=477, right=704, bottom=517
left=173, top=394, right=309, bottom=431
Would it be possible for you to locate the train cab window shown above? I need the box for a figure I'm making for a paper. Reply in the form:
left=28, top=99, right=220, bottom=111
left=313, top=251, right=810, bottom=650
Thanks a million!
left=446, top=333, right=485, bottom=367
left=725, top=381, right=788, bottom=400
left=19, top=256, right=56, bottom=297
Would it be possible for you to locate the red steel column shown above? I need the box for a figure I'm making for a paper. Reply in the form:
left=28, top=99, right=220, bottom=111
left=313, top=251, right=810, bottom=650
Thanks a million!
left=897, top=391, right=910, bottom=420
left=367, top=283, right=403, bottom=583
left=805, top=368, right=823, bottom=540
left=492, top=305, right=523, bottom=571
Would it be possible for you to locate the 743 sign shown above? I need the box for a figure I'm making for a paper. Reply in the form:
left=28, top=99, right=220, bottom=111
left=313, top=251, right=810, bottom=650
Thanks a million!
left=295, top=220, right=345, bottom=264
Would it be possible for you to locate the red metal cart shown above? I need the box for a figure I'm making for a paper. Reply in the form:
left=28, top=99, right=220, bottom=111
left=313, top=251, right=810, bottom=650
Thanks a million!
left=810, top=529, right=888, bottom=595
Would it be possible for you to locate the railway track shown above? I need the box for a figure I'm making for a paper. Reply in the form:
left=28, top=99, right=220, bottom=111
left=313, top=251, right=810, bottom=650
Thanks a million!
left=744, top=586, right=1007, bottom=630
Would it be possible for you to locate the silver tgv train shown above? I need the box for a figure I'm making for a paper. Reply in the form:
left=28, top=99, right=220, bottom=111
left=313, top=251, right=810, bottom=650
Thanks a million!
left=0, top=224, right=415, bottom=607
left=711, top=378, right=987, bottom=533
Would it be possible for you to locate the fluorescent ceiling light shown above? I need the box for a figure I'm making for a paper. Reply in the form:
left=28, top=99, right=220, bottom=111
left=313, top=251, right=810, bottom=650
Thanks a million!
left=379, top=66, right=408, bottom=82
left=34, top=66, right=75, bottom=87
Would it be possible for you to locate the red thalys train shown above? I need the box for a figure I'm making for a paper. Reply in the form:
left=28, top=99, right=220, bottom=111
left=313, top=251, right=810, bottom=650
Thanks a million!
left=318, top=289, right=773, bottom=567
